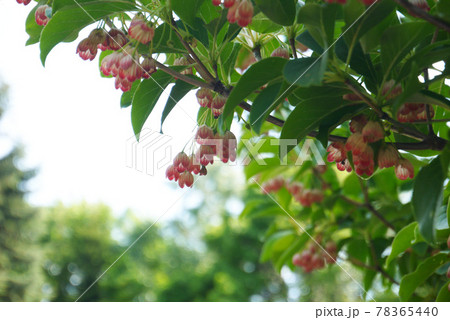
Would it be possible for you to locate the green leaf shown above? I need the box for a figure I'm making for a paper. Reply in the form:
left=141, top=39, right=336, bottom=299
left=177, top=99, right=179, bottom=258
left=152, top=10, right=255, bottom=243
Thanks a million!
left=412, top=155, right=450, bottom=244
left=25, top=1, right=46, bottom=45
left=131, top=71, right=173, bottom=140
left=399, top=253, right=449, bottom=301
left=398, top=41, right=450, bottom=82
left=316, top=103, right=367, bottom=148
left=335, top=38, right=377, bottom=83
left=220, top=57, right=288, bottom=123
left=447, top=196, right=450, bottom=228
left=138, top=23, right=187, bottom=55
left=275, top=232, right=310, bottom=272
left=199, top=0, right=222, bottom=24
left=343, top=0, right=396, bottom=45
left=219, top=42, right=241, bottom=82
left=249, top=12, right=283, bottom=33
left=39, top=0, right=136, bottom=65
left=120, top=80, right=141, bottom=109
left=254, top=0, right=296, bottom=26
left=260, top=230, right=297, bottom=262
left=296, top=30, right=323, bottom=54
left=297, top=3, right=338, bottom=46
left=160, top=80, right=196, bottom=132
left=171, top=0, right=206, bottom=29
left=406, top=90, right=450, bottom=112
left=436, top=280, right=450, bottom=302
left=280, top=95, right=346, bottom=154
left=283, top=56, right=328, bottom=87
left=249, top=82, right=282, bottom=134
left=381, top=22, right=434, bottom=76
left=347, top=239, right=370, bottom=263
left=437, top=0, right=450, bottom=23
left=385, top=222, right=418, bottom=266
left=245, top=157, right=281, bottom=180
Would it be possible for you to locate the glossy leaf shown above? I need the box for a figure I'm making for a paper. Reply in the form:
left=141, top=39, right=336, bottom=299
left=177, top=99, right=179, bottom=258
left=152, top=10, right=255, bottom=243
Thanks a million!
left=275, top=232, right=310, bottom=272
left=436, top=280, right=450, bottom=302
left=296, top=30, right=323, bottom=54
left=260, top=230, right=297, bottom=262
left=343, top=0, right=396, bottom=45
left=412, top=155, right=450, bottom=244
left=221, top=57, right=288, bottom=123
left=406, top=90, right=450, bottom=112
left=283, top=56, right=328, bottom=87
left=120, top=80, right=141, bottom=109
left=335, top=38, right=378, bottom=83
left=249, top=13, right=283, bottom=33
left=131, top=71, right=173, bottom=140
left=249, top=82, right=282, bottom=134
left=380, top=22, right=434, bottom=76
left=297, top=3, right=338, bottom=46
left=399, top=253, right=449, bottom=301
left=171, top=0, right=206, bottom=29
left=139, top=23, right=187, bottom=54
left=280, top=96, right=347, bottom=154
left=385, top=222, right=418, bottom=266
left=254, top=0, right=296, bottom=26
left=25, top=1, right=46, bottom=45
left=160, top=80, right=196, bottom=132
left=39, top=0, right=137, bottom=65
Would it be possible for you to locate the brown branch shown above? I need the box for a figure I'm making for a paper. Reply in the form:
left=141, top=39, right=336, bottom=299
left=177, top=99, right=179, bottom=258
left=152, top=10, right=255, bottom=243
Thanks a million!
left=348, top=258, right=399, bottom=285
left=289, top=38, right=298, bottom=59
left=237, top=101, right=447, bottom=151
left=252, top=46, right=262, bottom=61
left=345, top=79, right=431, bottom=141
left=345, top=80, right=383, bottom=116
left=170, top=19, right=216, bottom=82
left=394, top=0, right=450, bottom=33
left=154, top=61, right=214, bottom=89
left=340, top=194, right=396, bottom=231
left=368, top=235, right=399, bottom=285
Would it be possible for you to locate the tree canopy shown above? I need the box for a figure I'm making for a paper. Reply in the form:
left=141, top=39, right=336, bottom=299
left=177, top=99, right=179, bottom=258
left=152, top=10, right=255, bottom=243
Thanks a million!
left=13, top=0, right=450, bottom=301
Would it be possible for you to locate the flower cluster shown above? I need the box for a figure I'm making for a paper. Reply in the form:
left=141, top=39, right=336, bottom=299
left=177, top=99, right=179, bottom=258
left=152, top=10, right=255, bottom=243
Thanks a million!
left=100, top=50, right=156, bottom=92
left=397, top=103, right=435, bottom=123
left=271, top=48, right=290, bottom=60
left=292, top=241, right=337, bottom=273
left=166, top=126, right=237, bottom=188
left=195, top=89, right=227, bottom=118
left=212, top=0, right=254, bottom=27
left=16, top=0, right=31, bottom=5
left=128, top=15, right=154, bottom=45
left=381, top=80, right=403, bottom=100
left=35, top=5, right=51, bottom=26
left=286, top=181, right=324, bottom=207
left=261, top=177, right=285, bottom=194
left=261, top=178, right=324, bottom=207
left=327, top=115, right=414, bottom=180
left=174, top=57, right=193, bottom=76
left=74, top=14, right=156, bottom=92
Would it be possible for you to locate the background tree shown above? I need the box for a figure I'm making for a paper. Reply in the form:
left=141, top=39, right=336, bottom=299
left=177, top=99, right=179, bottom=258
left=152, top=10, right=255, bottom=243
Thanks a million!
left=0, top=82, right=42, bottom=301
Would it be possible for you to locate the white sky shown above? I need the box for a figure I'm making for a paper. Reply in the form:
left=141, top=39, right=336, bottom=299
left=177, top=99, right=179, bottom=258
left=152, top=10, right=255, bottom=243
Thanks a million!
left=0, top=1, right=238, bottom=219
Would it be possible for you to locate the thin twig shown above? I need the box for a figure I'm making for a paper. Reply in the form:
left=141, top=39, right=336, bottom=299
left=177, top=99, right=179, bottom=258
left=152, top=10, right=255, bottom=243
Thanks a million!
left=345, top=80, right=383, bottom=116
left=289, top=38, right=298, bottom=59
left=367, top=235, right=399, bottom=285
left=340, top=194, right=396, bottom=231
left=154, top=61, right=214, bottom=89
left=348, top=257, right=399, bottom=285
left=170, top=18, right=216, bottom=82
